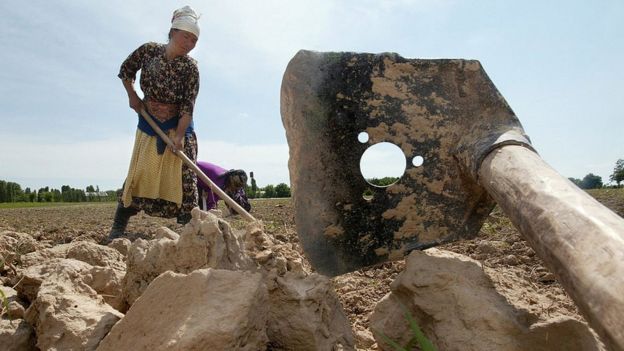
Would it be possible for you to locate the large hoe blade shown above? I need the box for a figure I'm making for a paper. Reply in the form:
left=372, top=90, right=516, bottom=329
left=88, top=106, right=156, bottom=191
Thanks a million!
left=281, top=50, right=624, bottom=350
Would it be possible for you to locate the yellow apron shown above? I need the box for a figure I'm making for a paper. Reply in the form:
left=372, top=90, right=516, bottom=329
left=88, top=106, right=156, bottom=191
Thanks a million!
left=122, top=129, right=183, bottom=207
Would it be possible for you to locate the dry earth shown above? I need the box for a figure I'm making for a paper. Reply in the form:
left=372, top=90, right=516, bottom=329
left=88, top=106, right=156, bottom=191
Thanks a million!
left=1, top=189, right=623, bottom=350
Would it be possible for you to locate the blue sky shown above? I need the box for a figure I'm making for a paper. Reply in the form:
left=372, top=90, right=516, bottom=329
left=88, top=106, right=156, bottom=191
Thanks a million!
left=1, top=0, right=622, bottom=191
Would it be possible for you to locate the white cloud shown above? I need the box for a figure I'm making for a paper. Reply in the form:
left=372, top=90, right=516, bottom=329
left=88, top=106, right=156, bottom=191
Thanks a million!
left=204, top=2, right=333, bottom=56
left=192, top=1, right=336, bottom=87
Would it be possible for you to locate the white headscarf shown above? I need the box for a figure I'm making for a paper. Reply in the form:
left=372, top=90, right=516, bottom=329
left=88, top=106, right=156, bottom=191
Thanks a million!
left=171, top=5, right=200, bottom=38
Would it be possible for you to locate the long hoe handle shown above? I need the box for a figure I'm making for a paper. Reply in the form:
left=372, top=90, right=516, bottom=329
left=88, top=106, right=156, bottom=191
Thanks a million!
left=479, top=145, right=624, bottom=351
left=139, top=109, right=256, bottom=222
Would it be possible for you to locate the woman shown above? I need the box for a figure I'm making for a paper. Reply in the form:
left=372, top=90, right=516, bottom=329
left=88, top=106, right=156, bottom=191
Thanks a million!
left=196, top=161, right=251, bottom=214
left=104, top=6, right=201, bottom=244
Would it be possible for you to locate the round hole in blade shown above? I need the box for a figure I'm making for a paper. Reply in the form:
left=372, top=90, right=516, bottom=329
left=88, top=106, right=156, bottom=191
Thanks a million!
left=360, top=142, right=406, bottom=188
left=362, top=187, right=374, bottom=201
left=357, top=131, right=369, bottom=143
left=412, top=155, right=424, bottom=167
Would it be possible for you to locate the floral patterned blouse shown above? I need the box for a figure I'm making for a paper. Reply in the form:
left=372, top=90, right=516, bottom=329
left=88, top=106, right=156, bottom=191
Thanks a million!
left=118, top=42, right=199, bottom=118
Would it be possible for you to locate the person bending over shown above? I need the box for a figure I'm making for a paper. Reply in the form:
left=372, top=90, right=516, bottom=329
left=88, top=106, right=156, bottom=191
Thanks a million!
left=196, top=161, right=251, bottom=215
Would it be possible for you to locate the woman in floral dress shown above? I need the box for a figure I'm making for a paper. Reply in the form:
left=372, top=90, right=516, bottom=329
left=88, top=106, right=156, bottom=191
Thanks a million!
left=104, top=6, right=201, bottom=244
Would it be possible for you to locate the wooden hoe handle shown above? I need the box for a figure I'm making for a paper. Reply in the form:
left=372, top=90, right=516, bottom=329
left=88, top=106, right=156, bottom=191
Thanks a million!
left=139, top=109, right=256, bottom=222
left=479, top=145, right=624, bottom=351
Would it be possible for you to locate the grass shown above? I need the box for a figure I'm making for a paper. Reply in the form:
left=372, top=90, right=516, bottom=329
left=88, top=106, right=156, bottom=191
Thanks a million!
left=587, top=187, right=624, bottom=197
left=586, top=188, right=624, bottom=217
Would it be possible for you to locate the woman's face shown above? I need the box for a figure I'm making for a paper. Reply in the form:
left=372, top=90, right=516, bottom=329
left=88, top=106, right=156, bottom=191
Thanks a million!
left=224, top=183, right=239, bottom=195
left=170, top=29, right=198, bottom=55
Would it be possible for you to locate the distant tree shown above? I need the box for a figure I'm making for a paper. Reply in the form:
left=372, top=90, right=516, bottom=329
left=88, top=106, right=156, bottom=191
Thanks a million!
left=0, top=180, right=6, bottom=202
left=0, top=180, right=21, bottom=202
left=274, top=183, right=291, bottom=198
left=610, top=159, right=624, bottom=187
left=106, top=190, right=118, bottom=201
left=367, top=177, right=399, bottom=187
left=86, top=185, right=95, bottom=192
left=37, top=187, right=51, bottom=202
left=61, top=185, right=71, bottom=202
left=263, top=184, right=276, bottom=198
left=51, top=189, right=61, bottom=202
left=250, top=172, right=258, bottom=199
left=568, top=177, right=582, bottom=187
left=37, top=189, right=44, bottom=202
left=4, top=182, right=23, bottom=202
left=580, top=173, right=603, bottom=189
left=70, top=187, right=87, bottom=202
left=37, top=186, right=52, bottom=202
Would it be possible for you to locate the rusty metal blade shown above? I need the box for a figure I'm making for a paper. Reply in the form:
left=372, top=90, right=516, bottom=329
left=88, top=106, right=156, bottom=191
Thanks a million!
left=280, top=50, right=532, bottom=276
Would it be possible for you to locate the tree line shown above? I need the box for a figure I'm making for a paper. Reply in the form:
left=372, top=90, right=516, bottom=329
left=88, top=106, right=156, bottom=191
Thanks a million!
left=243, top=172, right=291, bottom=199
left=569, top=159, right=624, bottom=189
left=0, top=179, right=292, bottom=203
left=1, top=158, right=621, bottom=203
left=245, top=181, right=291, bottom=199
left=0, top=181, right=116, bottom=203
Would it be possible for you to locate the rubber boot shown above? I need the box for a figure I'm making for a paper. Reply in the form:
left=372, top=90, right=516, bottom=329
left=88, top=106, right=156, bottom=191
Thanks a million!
left=102, top=204, right=138, bottom=244
left=177, top=212, right=192, bottom=225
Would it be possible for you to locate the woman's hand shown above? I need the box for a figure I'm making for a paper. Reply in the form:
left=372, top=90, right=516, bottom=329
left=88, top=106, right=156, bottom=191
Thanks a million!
left=169, top=133, right=184, bottom=153
left=170, top=113, right=191, bottom=153
left=122, top=79, right=144, bottom=114
left=128, top=92, right=143, bottom=113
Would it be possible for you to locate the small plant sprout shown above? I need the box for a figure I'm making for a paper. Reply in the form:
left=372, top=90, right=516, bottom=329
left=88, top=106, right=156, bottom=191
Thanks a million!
left=374, top=303, right=437, bottom=351
left=0, top=288, right=12, bottom=322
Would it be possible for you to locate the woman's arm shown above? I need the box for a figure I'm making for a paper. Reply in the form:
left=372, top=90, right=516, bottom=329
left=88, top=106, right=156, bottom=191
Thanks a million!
left=122, top=79, right=144, bottom=114
left=171, top=61, right=199, bottom=152
left=118, top=43, right=155, bottom=114
left=171, top=113, right=191, bottom=152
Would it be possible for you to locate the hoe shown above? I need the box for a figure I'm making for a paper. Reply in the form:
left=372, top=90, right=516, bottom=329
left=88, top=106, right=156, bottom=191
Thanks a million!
left=280, top=50, right=624, bottom=350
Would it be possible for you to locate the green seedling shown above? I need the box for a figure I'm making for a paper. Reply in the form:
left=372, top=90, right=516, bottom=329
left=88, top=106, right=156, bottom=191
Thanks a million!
left=374, top=305, right=437, bottom=351
left=0, top=288, right=12, bottom=322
